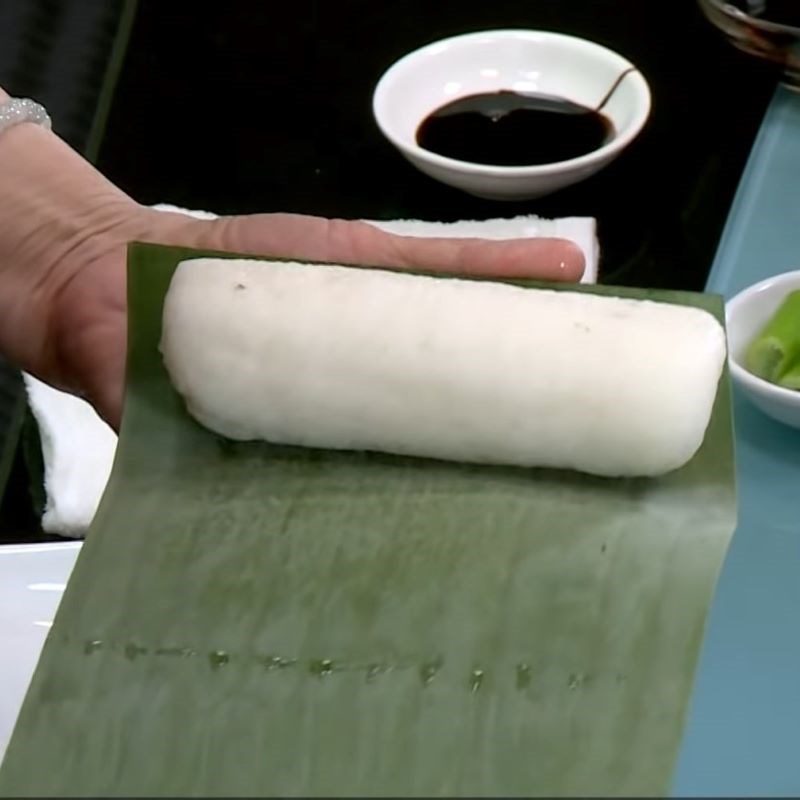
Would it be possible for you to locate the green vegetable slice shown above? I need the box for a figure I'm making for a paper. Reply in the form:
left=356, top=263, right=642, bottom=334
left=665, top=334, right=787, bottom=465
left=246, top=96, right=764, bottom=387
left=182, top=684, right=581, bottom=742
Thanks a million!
left=777, top=359, right=800, bottom=390
left=0, top=243, right=737, bottom=797
left=745, top=289, right=800, bottom=382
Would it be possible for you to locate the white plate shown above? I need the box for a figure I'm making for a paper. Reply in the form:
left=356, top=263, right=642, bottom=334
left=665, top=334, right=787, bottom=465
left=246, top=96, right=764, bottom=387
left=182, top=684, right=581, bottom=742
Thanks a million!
left=0, top=541, right=82, bottom=763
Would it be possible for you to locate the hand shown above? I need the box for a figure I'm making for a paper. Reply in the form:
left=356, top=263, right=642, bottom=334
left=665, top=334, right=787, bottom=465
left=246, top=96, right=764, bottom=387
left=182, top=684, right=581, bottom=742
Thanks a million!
left=0, top=115, right=584, bottom=431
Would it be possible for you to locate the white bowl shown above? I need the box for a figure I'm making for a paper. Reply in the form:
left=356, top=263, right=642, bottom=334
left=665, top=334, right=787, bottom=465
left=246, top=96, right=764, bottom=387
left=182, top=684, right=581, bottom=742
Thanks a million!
left=372, top=29, right=651, bottom=201
left=726, top=270, right=800, bottom=428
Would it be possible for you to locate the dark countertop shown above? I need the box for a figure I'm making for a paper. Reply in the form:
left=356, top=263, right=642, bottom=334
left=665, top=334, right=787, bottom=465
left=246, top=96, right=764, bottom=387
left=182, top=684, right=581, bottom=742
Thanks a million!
left=0, top=1, right=784, bottom=543
left=98, top=0, right=782, bottom=291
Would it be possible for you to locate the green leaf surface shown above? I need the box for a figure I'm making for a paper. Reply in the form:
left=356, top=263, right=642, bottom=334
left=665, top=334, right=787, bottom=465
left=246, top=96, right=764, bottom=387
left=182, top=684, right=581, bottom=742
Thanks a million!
left=0, top=243, right=737, bottom=797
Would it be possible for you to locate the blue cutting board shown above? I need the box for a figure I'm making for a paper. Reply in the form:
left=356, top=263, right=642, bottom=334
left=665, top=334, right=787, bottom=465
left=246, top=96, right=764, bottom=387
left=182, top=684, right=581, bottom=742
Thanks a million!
left=673, top=85, right=800, bottom=797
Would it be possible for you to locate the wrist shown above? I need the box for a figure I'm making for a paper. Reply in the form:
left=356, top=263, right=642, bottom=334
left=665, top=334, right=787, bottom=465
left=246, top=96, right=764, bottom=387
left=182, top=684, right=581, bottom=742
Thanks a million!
left=0, top=115, right=137, bottom=378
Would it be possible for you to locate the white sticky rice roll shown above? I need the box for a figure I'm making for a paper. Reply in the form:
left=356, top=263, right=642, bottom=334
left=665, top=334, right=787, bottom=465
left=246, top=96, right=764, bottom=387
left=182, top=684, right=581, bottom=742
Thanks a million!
left=160, top=258, right=726, bottom=478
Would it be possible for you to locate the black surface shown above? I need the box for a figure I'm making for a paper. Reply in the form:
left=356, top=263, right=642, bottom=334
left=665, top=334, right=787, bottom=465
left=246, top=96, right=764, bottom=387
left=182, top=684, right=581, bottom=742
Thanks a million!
left=0, top=0, right=130, bottom=154
left=97, top=0, right=782, bottom=291
left=0, top=2, right=783, bottom=543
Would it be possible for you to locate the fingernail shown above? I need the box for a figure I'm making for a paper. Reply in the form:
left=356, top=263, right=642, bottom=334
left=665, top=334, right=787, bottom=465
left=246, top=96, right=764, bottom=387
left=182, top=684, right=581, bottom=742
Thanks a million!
left=563, top=242, right=586, bottom=278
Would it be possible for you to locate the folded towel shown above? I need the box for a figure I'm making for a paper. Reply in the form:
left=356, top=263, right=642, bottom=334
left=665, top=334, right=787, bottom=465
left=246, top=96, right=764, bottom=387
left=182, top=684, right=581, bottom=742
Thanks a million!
left=22, top=375, right=117, bottom=538
left=24, top=205, right=599, bottom=538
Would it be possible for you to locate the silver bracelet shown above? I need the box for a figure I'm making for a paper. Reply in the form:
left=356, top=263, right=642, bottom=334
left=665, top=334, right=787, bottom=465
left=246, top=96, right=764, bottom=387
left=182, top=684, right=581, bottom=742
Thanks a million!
left=0, top=97, right=52, bottom=137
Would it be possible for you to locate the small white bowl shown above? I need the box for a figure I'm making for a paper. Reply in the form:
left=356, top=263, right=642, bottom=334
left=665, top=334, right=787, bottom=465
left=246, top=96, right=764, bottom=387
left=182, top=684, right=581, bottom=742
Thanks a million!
left=372, top=29, right=651, bottom=201
left=726, top=270, right=800, bottom=428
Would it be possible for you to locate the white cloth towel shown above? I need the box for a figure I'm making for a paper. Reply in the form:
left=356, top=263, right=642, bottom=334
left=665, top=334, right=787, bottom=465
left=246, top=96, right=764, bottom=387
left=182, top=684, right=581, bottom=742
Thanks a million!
left=23, top=205, right=599, bottom=538
left=22, top=376, right=117, bottom=538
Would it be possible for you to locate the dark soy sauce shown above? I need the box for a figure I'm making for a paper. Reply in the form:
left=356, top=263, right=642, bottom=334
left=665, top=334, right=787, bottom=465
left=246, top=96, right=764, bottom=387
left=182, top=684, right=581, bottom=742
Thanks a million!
left=729, top=0, right=800, bottom=27
left=416, top=90, right=615, bottom=167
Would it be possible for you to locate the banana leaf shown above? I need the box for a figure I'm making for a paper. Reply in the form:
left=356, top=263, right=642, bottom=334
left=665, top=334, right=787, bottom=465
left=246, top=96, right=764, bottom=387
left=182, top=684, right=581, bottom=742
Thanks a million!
left=0, top=242, right=737, bottom=797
